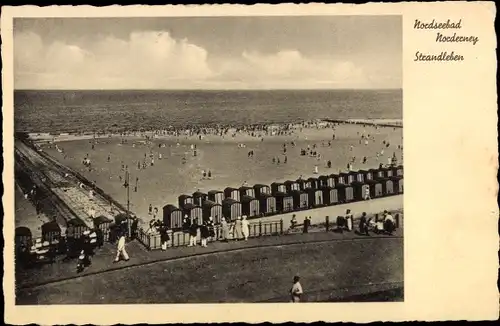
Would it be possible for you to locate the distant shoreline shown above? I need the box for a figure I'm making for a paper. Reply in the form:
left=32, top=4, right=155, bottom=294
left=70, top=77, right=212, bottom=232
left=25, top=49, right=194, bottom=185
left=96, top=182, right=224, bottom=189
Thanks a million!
left=20, top=118, right=403, bottom=143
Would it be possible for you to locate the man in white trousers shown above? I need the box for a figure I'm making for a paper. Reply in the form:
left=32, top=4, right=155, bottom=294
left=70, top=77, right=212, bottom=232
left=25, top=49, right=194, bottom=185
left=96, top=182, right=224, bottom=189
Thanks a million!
left=114, top=232, right=129, bottom=263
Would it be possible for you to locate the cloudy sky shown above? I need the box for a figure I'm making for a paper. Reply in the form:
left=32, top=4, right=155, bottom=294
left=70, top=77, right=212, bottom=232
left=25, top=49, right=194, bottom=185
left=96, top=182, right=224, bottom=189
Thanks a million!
left=14, top=16, right=401, bottom=90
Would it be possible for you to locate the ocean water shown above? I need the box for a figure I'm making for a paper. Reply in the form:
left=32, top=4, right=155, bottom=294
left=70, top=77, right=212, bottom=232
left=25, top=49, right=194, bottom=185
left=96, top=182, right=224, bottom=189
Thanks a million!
left=14, top=89, right=402, bottom=133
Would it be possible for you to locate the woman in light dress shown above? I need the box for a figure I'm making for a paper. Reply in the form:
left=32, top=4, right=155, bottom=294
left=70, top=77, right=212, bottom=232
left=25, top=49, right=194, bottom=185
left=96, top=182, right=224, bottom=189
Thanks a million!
left=221, top=218, right=230, bottom=242
left=241, top=216, right=250, bottom=241
left=233, top=216, right=243, bottom=241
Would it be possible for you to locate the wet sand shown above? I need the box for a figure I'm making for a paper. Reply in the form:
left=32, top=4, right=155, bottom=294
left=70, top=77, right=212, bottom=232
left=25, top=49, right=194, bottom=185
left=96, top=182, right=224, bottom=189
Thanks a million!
left=39, top=123, right=403, bottom=219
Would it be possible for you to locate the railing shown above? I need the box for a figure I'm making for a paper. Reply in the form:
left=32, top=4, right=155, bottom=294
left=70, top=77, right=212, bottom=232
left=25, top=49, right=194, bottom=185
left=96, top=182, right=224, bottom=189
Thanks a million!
left=137, top=219, right=284, bottom=251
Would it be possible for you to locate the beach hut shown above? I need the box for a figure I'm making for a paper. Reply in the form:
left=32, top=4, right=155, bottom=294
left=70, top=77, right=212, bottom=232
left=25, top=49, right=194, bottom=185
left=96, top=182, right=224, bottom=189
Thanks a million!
left=183, top=203, right=203, bottom=225
left=322, top=187, right=339, bottom=205
left=207, top=190, right=224, bottom=204
left=202, top=200, right=223, bottom=224
left=93, top=215, right=113, bottom=242
left=192, top=191, right=208, bottom=206
left=222, top=198, right=242, bottom=222
left=359, top=170, right=374, bottom=182
left=291, top=190, right=308, bottom=210
left=254, top=184, right=271, bottom=197
left=318, top=175, right=328, bottom=188
left=351, top=170, right=365, bottom=183
left=284, top=180, right=301, bottom=193
left=67, top=218, right=89, bottom=239
left=239, top=186, right=256, bottom=198
left=307, top=188, right=324, bottom=207
left=320, top=175, right=336, bottom=188
left=275, top=192, right=294, bottom=213
left=366, top=180, right=384, bottom=198
left=178, top=194, right=194, bottom=210
left=114, top=213, right=130, bottom=225
left=271, top=182, right=287, bottom=195
left=163, top=204, right=183, bottom=229
left=382, top=179, right=395, bottom=196
left=370, top=168, right=385, bottom=181
left=253, top=184, right=271, bottom=197
left=41, top=220, right=62, bottom=243
left=307, top=177, right=319, bottom=189
left=335, top=184, right=354, bottom=203
left=352, top=181, right=370, bottom=201
left=391, top=176, right=404, bottom=193
left=224, top=187, right=240, bottom=202
left=259, top=193, right=277, bottom=215
left=383, top=168, right=394, bottom=178
left=333, top=174, right=347, bottom=186
left=296, top=178, right=311, bottom=190
left=241, top=195, right=260, bottom=218
left=339, top=172, right=354, bottom=185
left=15, top=226, right=32, bottom=253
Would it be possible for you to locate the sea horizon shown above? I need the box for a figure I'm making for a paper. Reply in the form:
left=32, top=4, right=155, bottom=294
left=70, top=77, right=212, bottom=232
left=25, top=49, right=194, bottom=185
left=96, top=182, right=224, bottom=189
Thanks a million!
left=15, top=88, right=402, bottom=133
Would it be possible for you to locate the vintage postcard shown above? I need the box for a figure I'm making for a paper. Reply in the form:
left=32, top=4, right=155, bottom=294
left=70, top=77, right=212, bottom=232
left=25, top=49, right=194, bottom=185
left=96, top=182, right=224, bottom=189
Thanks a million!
left=2, top=2, right=498, bottom=324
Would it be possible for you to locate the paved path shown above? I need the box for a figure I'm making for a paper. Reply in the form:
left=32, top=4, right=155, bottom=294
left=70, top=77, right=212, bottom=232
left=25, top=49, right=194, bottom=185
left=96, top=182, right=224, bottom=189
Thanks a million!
left=16, top=234, right=403, bottom=304
left=16, top=223, right=403, bottom=290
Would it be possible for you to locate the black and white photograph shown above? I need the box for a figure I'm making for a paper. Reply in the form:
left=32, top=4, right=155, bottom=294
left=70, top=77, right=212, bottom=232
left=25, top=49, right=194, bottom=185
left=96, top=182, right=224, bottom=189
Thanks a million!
left=12, top=14, right=404, bottom=304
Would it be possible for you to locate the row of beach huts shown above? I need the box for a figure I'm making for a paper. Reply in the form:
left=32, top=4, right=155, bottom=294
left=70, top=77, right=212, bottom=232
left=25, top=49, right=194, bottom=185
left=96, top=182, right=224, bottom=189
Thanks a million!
left=163, top=165, right=404, bottom=230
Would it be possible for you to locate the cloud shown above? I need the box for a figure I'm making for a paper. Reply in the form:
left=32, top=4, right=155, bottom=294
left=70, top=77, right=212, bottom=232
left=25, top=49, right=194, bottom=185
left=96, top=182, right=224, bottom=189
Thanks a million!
left=14, top=30, right=378, bottom=89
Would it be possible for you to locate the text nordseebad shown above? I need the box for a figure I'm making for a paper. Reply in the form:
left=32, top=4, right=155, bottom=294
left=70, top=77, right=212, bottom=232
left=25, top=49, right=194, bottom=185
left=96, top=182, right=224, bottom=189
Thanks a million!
left=413, top=19, right=479, bottom=62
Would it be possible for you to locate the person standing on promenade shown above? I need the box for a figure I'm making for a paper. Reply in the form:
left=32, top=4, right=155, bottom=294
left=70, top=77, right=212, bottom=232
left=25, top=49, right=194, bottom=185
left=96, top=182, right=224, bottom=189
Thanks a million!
left=114, top=232, right=129, bottom=263
left=303, top=217, right=310, bottom=233
left=221, top=218, right=229, bottom=242
left=290, top=276, right=303, bottom=303
left=346, top=209, right=353, bottom=232
left=188, top=219, right=199, bottom=247
left=200, top=221, right=210, bottom=248
left=359, top=212, right=369, bottom=236
left=241, top=216, right=250, bottom=241
left=234, top=216, right=243, bottom=241
left=160, top=222, right=170, bottom=251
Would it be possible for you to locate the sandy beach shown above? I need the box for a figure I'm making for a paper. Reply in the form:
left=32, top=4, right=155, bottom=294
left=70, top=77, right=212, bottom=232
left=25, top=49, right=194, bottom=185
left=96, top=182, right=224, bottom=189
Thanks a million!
left=36, top=122, right=403, bottom=219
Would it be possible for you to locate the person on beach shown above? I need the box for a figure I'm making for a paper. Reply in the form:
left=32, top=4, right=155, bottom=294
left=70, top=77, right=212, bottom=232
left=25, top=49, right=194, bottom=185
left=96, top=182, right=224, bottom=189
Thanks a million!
left=241, top=216, right=250, bottom=241
left=114, top=232, right=130, bottom=263
left=200, top=221, right=210, bottom=247
left=364, top=186, right=371, bottom=200
left=233, top=216, right=243, bottom=241
left=208, top=170, right=212, bottom=179
left=188, top=219, right=198, bottom=247
left=148, top=204, right=153, bottom=215
left=221, top=218, right=229, bottom=242
left=290, top=276, right=303, bottom=303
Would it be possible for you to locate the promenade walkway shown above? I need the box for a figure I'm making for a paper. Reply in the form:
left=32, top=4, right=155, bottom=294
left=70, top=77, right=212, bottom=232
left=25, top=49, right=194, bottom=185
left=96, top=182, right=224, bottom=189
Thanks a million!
left=16, top=223, right=403, bottom=291
left=16, top=229, right=403, bottom=304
